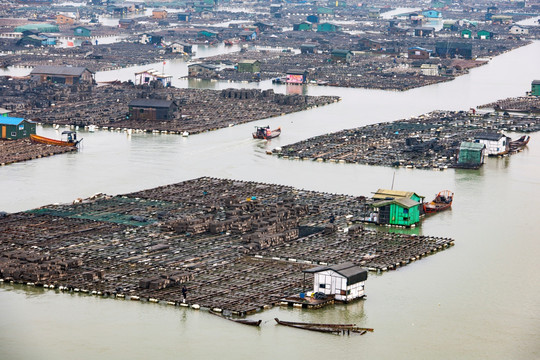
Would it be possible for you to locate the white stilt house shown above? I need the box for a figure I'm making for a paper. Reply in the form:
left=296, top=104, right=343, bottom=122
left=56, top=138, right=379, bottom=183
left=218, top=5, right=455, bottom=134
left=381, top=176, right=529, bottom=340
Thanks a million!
left=474, top=132, right=509, bottom=156
left=303, top=262, right=368, bottom=302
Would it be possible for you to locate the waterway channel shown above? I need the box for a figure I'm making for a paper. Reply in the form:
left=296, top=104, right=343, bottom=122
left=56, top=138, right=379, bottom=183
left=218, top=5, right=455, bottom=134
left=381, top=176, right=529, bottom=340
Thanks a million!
left=0, top=41, right=539, bottom=359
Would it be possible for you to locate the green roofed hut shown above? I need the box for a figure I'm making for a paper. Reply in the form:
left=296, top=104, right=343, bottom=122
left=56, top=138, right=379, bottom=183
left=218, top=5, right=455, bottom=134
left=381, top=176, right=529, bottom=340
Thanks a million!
left=531, top=80, right=540, bottom=96
left=456, top=142, right=486, bottom=168
left=373, top=189, right=424, bottom=203
left=0, top=117, right=36, bottom=140
left=14, top=23, right=59, bottom=33
left=317, top=22, right=340, bottom=32
left=371, top=197, right=422, bottom=227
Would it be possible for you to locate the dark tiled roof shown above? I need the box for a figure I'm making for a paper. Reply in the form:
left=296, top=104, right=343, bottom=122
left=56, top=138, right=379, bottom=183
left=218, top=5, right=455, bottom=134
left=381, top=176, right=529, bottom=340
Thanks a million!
left=129, top=99, right=175, bottom=108
left=31, top=65, right=92, bottom=76
left=304, top=262, right=368, bottom=285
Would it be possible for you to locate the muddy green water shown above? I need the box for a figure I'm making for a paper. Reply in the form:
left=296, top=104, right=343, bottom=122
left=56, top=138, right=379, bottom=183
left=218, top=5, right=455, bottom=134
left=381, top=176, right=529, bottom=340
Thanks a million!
left=0, top=42, right=539, bottom=359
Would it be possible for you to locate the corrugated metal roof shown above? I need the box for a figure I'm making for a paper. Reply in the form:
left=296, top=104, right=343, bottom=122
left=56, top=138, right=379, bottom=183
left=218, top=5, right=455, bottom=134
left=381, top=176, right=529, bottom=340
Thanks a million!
left=372, top=197, right=420, bottom=209
left=332, top=49, right=352, bottom=55
left=14, top=23, right=59, bottom=33
left=31, top=65, right=93, bottom=76
left=287, top=69, right=307, bottom=75
left=373, top=189, right=424, bottom=200
left=188, top=63, right=218, bottom=70
left=304, top=262, right=368, bottom=285
left=239, top=60, right=259, bottom=64
left=0, top=116, right=26, bottom=125
left=460, top=142, right=485, bottom=151
left=475, top=132, right=504, bottom=141
left=129, top=99, right=174, bottom=108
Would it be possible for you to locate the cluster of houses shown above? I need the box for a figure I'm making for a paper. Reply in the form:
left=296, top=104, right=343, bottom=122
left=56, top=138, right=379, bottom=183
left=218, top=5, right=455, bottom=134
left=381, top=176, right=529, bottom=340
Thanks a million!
left=457, top=132, right=515, bottom=168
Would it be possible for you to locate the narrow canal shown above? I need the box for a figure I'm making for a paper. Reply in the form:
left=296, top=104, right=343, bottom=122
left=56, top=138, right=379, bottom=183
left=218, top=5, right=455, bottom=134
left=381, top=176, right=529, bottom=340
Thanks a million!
left=0, top=42, right=539, bottom=359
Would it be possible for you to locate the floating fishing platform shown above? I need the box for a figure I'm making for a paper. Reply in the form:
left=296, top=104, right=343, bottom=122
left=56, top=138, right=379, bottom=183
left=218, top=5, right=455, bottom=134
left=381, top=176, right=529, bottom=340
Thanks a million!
left=0, top=177, right=455, bottom=314
left=279, top=294, right=335, bottom=309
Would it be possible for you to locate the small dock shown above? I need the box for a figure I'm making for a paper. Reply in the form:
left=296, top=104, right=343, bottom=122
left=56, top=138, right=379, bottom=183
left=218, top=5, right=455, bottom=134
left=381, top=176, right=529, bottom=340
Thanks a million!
left=279, top=294, right=335, bottom=309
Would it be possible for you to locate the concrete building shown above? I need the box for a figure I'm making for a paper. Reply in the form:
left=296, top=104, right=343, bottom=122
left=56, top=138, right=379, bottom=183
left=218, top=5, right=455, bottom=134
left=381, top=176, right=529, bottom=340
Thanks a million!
left=56, top=14, right=75, bottom=25
left=152, top=9, right=168, bottom=19
left=509, top=25, right=528, bottom=35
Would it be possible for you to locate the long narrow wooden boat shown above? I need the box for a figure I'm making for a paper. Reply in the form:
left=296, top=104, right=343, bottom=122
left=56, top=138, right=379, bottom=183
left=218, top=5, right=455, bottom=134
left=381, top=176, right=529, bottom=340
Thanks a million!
left=209, top=310, right=262, bottom=327
left=274, top=318, right=373, bottom=334
left=423, top=190, right=453, bottom=214
left=30, top=134, right=79, bottom=147
left=509, top=135, right=530, bottom=153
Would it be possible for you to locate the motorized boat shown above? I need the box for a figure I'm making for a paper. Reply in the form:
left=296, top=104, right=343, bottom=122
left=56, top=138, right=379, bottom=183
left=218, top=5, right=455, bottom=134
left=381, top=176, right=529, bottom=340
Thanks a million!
left=252, top=126, right=281, bottom=140
left=30, top=131, right=81, bottom=147
left=423, top=190, right=453, bottom=213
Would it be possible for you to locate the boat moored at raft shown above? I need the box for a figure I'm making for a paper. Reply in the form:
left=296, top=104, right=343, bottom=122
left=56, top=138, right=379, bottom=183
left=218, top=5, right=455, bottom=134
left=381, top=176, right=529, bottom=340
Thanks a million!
left=274, top=318, right=373, bottom=335
left=423, top=190, right=453, bottom=214
left=252, top=126, right=281, bottom=140
left=209, top=310, right=261, bottom=326
left=30, top=131, right=81, bottom=147
left=509, top=135, right=530, bottom=153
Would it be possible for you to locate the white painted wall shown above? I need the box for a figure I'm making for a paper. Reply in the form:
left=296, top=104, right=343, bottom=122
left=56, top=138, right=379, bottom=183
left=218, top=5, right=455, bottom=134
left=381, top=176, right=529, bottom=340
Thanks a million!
left=312, top=270, right=365, bottom=301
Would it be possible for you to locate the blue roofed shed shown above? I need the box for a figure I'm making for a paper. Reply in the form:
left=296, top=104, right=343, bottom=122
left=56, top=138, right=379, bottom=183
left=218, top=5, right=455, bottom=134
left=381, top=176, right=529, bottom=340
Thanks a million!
left=0, top=117, right=36, bottom=140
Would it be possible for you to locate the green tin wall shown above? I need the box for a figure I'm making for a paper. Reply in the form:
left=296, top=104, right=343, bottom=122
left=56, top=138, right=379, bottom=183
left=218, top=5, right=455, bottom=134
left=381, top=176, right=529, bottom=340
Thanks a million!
left=1, top=121, right=36, bottom=140
left=389, top=204, right=420, bottom=226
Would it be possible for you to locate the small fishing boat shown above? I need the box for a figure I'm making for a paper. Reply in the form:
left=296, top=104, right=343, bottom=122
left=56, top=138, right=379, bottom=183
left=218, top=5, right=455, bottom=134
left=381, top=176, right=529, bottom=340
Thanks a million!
left=508, top=135, right=530, bottom=153
left=252, top=126, right=281, bottom=140
left=274, top=318, right=373, bottom=335
left=423, top=190, right=453, bottom=214
left=30, top=131, right=81, bottom=147
left=209, top=310, right=261, bottom=326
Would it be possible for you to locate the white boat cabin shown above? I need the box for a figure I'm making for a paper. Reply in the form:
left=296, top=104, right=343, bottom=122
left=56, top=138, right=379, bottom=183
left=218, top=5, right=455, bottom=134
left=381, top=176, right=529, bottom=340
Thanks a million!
left=304, top=262, right=368, bottom=302
left=474, top=132, right=508, bottom=155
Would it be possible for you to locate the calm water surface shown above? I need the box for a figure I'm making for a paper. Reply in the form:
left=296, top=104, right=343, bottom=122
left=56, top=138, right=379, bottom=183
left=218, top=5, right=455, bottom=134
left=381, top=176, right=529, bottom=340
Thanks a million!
left=0, top=42, right=539, bottom=359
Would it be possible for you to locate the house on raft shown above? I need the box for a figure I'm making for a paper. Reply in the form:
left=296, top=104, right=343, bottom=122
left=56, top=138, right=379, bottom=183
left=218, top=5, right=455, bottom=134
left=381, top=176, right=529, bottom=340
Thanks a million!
left=0, top=117, right=36, bottom=140
left=128, top=99, right=178, bottom=121
left=456, top=141, right=486, bottom=168
left=368, top=189, right=424, bottom=227
left=474, top=133, right=509, bottom=156
left=134, top=69, right=172, bottom=87
left=30, top=65, right=95, bottom=85
left=303, top=262, right=368, bottom=302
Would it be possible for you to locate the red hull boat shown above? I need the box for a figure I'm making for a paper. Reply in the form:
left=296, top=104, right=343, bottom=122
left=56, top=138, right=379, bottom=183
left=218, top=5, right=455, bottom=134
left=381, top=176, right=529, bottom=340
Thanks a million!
left=424, top=190, right=453, bottom=213
left=252, top=126, right=281, bottom=140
